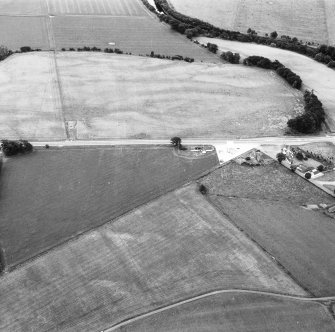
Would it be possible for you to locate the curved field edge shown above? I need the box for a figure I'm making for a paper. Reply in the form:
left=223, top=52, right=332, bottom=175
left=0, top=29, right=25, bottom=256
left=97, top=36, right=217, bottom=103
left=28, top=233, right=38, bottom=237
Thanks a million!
left=196, top=37, right=335, bottom=131
left=57, top=52, right=300, bottom=139
left=0, top=184, right=306, bottom=332
left=113, top=292, right=335, bottom=332
left=170, top=0, right=331, bottom=45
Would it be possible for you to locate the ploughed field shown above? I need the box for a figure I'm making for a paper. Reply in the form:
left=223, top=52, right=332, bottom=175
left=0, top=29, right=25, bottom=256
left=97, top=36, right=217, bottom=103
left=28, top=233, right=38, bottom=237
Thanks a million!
left=170, top=0, right=333, bottom=45
left=200, top=158, right=335, bottom=296
left=0, top=185, right=305, bottom=332
left=197, top=37, right=335, bottom=130
left=0, top=146, right=218, bottom=267
left=57, top=52, right=301, bottom=139
left=119, top=293, right=335, bottom=332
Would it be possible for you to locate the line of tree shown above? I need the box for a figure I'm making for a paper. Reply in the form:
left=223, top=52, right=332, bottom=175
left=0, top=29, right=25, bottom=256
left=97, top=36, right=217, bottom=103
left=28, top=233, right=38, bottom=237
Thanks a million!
left=287, top=90, right=325, bottom=133
left=0, top=140, right=33, bottom=156
left=146, top=0, right=333, bottom=68
left=243, top=55, right=302, bottom=89
left=221, top=51, right=240, bottom=64
left=314, top=44, right=335, bottom=68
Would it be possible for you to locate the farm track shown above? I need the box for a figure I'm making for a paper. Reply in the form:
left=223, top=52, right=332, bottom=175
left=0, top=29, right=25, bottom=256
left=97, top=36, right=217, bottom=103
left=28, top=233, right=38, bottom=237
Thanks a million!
left=104, top=289, right=335, bottom=331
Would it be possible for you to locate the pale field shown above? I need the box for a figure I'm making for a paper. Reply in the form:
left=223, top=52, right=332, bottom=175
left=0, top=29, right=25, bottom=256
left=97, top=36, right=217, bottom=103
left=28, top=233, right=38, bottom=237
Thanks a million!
left=0, top=16, right=50, bottom=50
left=0, top=53, right=66, bottom=140
left=197, top=37, right=335, bottom=130
left=0, top=185, right=305, bottom=331
left=120, top=293, right=335, bottom=332
left=171, top=0, right=331, bottom=44
left=52, top=16, right=219, bottom=62
left=57, top=52, right=301, bottom=139
left=0, top=0, right=45, bottom=15
left=47, top=0, right=147, bottom=15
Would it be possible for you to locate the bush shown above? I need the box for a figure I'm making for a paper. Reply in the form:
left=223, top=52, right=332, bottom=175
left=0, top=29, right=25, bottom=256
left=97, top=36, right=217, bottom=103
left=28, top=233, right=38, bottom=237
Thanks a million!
left=20, top=46, right=32, bottom=53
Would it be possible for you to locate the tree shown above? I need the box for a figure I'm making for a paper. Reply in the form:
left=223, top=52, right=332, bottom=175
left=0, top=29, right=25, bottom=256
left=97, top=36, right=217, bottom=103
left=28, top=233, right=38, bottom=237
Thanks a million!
left=270, top=31, right=278, bottom=39
left=199, top=184, right=207, bottom=195
left=317, top=165, right=324, bottom=172
left=207, top=43, right=218, bottom=54
left=290, top=165, right=297, bottom=172
left=296, top=152, right=304, bottom=161
left=276, top=152, right=286, bottom=164
left=170, top=137, right=181, bottom=148
left=0, top=45, right=12, bottom=61
left=305, top=172, right=312, bottom=179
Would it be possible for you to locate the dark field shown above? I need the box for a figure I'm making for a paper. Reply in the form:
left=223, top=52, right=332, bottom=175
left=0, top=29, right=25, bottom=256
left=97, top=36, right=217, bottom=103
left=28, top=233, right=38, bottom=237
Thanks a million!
left=119, top=292, right=335, bottom=332
left=0, top=185, right=304, bottom=332
left=201, top=160, right=335, bottom=296
left=0, top=17, right=50, bottom=50
left=202, top=159, right=335, bottom=205
left=52, top=16, right=219, bottom=62
left=0, top=146, right=218, bottom=267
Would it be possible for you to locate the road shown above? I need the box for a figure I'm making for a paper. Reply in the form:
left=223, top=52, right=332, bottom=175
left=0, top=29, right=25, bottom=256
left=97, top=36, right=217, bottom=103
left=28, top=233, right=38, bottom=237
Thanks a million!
left=102, top=289, right=335, bottom=332
left=31, top=135, right=335, bottom=147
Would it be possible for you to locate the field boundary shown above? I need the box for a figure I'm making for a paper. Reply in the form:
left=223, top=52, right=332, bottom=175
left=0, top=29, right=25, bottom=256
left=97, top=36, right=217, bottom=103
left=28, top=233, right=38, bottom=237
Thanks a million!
left=1, top=149, right=218, bottom=273
left=102, top=289, right=335, bottom=332
left=204, top=192, right=314, bottom=296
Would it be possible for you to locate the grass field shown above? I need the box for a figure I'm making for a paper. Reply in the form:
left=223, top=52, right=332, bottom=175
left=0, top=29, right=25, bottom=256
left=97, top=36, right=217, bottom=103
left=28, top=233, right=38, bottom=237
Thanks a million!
left=57, top=52, right=301, bottom=139
left=52, top=16, right=219, bottom=62
left=197, top=37, right=335, bottom=130
left=171, top=0, right=331, bottom=45
left=47, top=0, right=147, bottom=15
left=0, top=185, right=305, bottom=332
left=0, top=146, right=218, bottom=267
left=120, top=293, right=335, bottom=332
left=0, top=53, right=66, bottom=140
left=201, top=160, right=335, bottom=296
left=0, top=16, right=50, bottom=50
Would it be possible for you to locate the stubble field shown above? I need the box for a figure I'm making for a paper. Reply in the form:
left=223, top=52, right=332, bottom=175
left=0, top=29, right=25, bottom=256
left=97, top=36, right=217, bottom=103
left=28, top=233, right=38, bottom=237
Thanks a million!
left=0, top=53, right=66, bottom=140
left=0, top=146, right=218, bottom=267
left=0, top=0, right=45, bottom=15
left=119, top=293, right=335, bottom=332
left=171, top=0, right=332, bottom=45
left=0, top=185, right=305, bottom=332
left=201, top=160, right=335, bottom=296
left=57, top=52, right=301, bottom=139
